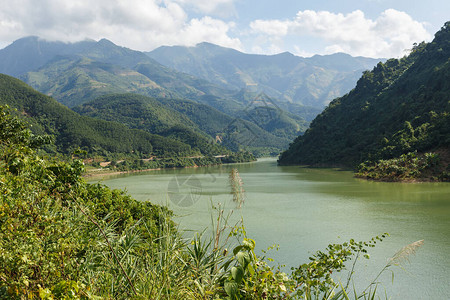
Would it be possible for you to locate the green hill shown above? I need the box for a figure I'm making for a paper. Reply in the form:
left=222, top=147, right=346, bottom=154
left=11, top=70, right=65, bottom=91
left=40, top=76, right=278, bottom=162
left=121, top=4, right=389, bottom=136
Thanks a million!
left=75, top=94, right=292, bottom=155
left=155, top=97, right=292, bottom=153
left=278, top=22, right=450, bottom=181
left=73, top=94, right=229, bottom=156
left=0, top=74, right=194, bottom=157
left=0, top=37, right=233, bottom=108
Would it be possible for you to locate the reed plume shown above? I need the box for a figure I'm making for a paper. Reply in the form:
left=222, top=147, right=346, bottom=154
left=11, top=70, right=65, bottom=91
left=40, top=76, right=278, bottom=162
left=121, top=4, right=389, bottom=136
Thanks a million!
left=387, top=239, right=424, bottom=267
left=229, top=168, right=245, bottom=208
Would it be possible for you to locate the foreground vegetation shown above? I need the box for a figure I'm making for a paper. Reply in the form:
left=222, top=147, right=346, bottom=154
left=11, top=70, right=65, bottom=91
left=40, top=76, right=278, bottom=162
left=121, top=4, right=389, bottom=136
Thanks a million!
left=1, top=107, right=422, bottom=299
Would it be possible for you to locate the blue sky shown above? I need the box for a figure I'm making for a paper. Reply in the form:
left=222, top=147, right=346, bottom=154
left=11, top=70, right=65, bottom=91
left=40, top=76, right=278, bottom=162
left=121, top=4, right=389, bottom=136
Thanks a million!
left=0, top=0, right=447, bottom=58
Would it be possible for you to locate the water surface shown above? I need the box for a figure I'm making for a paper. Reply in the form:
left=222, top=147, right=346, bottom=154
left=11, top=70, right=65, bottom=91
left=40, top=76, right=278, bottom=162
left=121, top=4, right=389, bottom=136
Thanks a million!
left=93, top=158, right=450, bottom=299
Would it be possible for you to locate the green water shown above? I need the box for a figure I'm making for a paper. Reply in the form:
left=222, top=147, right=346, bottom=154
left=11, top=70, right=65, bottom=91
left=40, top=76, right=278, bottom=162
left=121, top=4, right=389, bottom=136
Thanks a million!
left=93, top=158, right=450, bottom=299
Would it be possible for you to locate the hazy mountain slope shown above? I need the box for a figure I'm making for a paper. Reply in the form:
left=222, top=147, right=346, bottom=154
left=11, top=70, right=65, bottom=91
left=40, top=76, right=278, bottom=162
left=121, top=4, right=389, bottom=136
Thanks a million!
left=20, top=56, right=173, bottom=107
left=278, top=22, right=450, bottom=169
left=0, top=37, right=236, bottom=106
left=0, top=36, right=94, bottom=77
left=155, top=97, right=293, bottom=150
left=0, top=74, right=193, bottom=156
left=147, top=42, right=382, bottom=107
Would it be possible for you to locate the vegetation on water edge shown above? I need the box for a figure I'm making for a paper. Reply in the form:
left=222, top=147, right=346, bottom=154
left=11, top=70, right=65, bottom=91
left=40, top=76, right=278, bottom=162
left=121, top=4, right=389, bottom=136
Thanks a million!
left=87, top=152, right=256, bottom=173
left=356, top=151, right=450, bottom=181
left=1, top=106, right=423, bottom=299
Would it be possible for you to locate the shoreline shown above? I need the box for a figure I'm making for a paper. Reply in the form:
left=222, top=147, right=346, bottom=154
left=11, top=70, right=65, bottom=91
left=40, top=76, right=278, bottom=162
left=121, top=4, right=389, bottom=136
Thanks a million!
left=83, top=164, right=207, bottom=179
left=83, top=167, right=166, bottom=178
left=83, top=159, right=261, bottom=179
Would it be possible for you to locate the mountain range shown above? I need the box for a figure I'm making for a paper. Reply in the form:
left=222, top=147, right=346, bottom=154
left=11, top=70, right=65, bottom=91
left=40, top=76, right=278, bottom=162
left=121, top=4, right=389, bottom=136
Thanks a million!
left=147, top=42, right=382, bottom=107
left=0, top=36, right=383, bottom=155
left=0, top=36, right=382, bottom=111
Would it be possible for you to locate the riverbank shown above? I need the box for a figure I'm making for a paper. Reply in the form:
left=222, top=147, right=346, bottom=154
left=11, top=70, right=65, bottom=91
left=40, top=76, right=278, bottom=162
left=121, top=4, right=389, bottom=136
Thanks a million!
left=83, top=152, right=257, bottom=178
left=83, top=158, right=259, bottom=179
left=83, top=165, right=205, bottom=178
left=355, top=149, right=449, bottom=182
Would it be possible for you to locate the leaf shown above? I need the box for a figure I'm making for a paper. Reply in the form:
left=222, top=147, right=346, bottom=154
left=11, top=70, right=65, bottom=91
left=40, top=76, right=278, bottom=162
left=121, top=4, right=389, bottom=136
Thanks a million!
left=236, top=251, right=250, bottom=268
left=231, top=266, right=244, bottom=284
left=233, top=245, right=244, bottom=255
left=224, top=281, right=239, bottom=298
left=222, top=260, right=233, bottom=271
left=243, top=238, right=255, bottom=250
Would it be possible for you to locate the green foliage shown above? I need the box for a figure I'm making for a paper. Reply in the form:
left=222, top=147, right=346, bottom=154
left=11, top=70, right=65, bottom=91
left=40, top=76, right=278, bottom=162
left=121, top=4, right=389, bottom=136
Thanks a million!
left=279, top=22, right=450, bottom=181
left=356, top=151, right=447, bottom=181
left=0, top=106, right=171, bottom=299
left=290, top=235, right=386, bottom=298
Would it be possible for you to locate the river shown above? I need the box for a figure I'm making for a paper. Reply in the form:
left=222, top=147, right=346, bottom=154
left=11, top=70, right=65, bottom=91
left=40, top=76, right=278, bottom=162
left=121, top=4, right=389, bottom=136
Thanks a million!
left=91, top=158, right=450, bottom=299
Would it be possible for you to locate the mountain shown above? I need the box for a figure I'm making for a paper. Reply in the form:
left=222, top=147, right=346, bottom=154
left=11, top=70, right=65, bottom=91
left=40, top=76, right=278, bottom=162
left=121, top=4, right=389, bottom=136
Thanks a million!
left=0, top=37, right=234, bottom=108
left=0, top=36, right=377, bottom=114
left=0, top=36, right=94, bottom=77
left=0, top=37, right=309, bottom=153
left=278, top=22, right=450, bottom=180
left=73, top=93, right=231, bottom=156
left=147, top=42, right=382, bottom=108
left=0, top=74, right=197, bottom=157
left=74, top=94, right=293, bottom=155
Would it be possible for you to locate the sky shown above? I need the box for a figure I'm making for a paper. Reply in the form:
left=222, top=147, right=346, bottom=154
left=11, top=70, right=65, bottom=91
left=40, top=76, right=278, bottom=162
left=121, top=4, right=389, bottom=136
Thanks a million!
left=0, top=0, right=448, bottom=58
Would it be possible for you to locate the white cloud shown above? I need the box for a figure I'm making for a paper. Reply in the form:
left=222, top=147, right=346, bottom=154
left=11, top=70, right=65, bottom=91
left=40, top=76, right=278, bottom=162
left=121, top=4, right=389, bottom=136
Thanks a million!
left=172, top=0, right=237, bottom=17
left=250, top=9, right=432, bottom=58
left=0, top=0, right=241, bottom=51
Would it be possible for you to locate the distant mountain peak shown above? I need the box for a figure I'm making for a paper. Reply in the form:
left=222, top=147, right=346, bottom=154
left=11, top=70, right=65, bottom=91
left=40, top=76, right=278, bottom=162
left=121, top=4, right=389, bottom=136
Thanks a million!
left=311, top=52, right=351, bottom=58
left=195, top=41, right=217, bottom=47
left=97, top=38, right=116, bottom=46
left=273, top=51, right=295, bottom=57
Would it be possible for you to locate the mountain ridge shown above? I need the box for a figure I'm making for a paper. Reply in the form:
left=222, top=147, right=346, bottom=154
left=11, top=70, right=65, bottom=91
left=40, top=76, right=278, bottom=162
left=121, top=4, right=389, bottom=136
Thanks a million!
left=147, top=42, right=383, bottom=107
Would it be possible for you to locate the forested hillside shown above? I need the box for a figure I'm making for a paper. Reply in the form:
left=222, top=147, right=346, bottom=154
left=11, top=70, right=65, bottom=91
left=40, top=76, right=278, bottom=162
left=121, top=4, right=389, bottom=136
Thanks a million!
left=75, top=94, right=293, bottom=155
left=0, top=74, right=195, bottom=157
left=279, top=22, right=450, bottom=181
left=73, top=94, right=230, bottom=156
